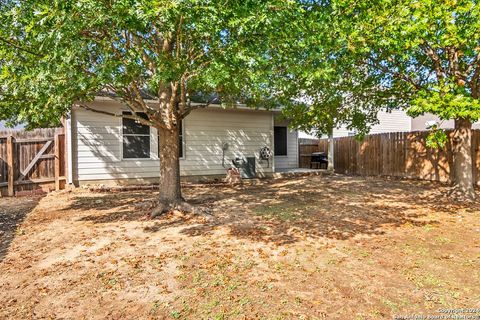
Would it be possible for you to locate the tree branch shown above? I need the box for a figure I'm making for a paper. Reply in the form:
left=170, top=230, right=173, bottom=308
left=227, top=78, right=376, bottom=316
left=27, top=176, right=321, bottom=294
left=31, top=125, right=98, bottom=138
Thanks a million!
left=129, top=81, right=153, bottom=114
left=176, top=15, right=184, bottom=59
left=102, top=87, right=142, bottom=113
left=0, top=36, right=43, bottom=57
left=471, top=66, right=480, bottom=99
left=465, top=48, right=480, bottom=76
left=179, top=96, right=218, bottom=119
left=468, top=51, right=480, bottom=98
left=75, top=103, right=165, bottom=129
left=179, top=75, right=187, bottom=116
left=421, top=43, right=445, bottom=81
left=366, top=59, right=424, bottom=91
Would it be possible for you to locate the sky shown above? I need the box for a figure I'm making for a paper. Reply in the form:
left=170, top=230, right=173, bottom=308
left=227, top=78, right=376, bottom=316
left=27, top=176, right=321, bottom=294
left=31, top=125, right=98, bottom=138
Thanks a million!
left=298, top=131, right=318, bottom=139
left=0, top=121, right=23, bottom=129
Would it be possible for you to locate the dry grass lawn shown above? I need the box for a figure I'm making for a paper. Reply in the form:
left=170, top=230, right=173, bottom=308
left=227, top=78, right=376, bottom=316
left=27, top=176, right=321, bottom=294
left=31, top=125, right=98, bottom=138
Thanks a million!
left=1, top=174, right=480, bottom=319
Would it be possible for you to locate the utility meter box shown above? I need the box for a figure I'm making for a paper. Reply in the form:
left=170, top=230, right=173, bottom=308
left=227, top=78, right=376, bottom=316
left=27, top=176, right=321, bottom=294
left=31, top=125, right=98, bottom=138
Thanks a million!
left=232, top=157, right=256, bottom=179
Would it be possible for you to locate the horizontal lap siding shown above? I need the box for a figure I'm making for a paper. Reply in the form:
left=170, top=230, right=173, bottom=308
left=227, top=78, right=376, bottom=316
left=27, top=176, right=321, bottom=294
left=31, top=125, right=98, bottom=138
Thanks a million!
left=181, top=108, right=273, bottom=176
left=73, top=101, right=274, bottom=182
left=73, top=101, right=159, bottom=182
left=411, top=113, right=480, bottom=131
left=332, top=110, right=412, bottom=137
left=369, top=110, right=412, bottom=133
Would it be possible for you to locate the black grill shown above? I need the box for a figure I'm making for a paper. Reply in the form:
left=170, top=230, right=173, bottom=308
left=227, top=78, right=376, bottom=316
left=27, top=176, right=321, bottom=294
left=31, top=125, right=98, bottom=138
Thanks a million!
left=310, top=152, right=328, bottom=169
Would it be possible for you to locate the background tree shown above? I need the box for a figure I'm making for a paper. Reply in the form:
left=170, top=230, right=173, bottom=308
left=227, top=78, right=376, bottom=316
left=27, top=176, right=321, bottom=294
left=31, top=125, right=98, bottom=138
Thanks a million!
left=281, top=82, right=384, bottom=172
left=275, top=3, right=399, bottom=172
left=280, top=0, right=479, bottom=200
left=343, top=0, right=480, bottom=200
left=0, top=0, right=302, bottom=212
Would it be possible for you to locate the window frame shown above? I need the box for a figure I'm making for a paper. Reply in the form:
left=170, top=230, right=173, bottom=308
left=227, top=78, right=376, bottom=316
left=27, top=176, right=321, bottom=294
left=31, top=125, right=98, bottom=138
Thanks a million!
left=121, top=111, right=152, bottom=160
left=274, top=126, right=288, bottom=157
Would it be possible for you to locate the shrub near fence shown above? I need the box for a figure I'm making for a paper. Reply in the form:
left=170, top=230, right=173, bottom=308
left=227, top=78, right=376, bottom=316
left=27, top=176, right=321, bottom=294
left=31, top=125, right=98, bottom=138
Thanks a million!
left=0, top=128, right=66, bottom=196
left=312, top=130, right=480, bottom=185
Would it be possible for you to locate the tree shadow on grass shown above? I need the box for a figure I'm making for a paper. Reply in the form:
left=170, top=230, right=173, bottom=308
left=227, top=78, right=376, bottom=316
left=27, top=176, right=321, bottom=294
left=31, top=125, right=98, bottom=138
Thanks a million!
left=71, top=188, right=231, bottom=224
left=175, top=177, right=462, bottom=245
left=176, top=205, right=435, bottom=246
left=65, top=191, right=155, bottom=223
left=64, top=175, right=477, bottom=245
left=0, top=197, right=40, bottom=262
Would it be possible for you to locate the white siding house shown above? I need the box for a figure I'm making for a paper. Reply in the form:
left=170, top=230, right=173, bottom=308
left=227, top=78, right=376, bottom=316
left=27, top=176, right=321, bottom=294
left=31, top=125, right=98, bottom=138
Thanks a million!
left=67, top=97, right=299, bottom=185
left=309, top=110, right=480, bottom=139
left=330, top=109, right=412, bottom=137
left=411, top=113, right=480, bottom=131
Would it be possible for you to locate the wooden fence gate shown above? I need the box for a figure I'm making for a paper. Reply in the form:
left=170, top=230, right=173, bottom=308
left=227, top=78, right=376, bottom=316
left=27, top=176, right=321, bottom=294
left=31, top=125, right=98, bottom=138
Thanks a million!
left=0, top=128, right=66, bottom=196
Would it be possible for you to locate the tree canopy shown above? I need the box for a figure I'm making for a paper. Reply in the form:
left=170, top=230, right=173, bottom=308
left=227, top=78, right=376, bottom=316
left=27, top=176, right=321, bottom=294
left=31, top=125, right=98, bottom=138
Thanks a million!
left=0, top=0, right=301, bottom=128
left=274, top=0, right=479, bottom=198
left=269, top=1, right=401, bottom=138
left=0, top=0, right=308, bottom=206
left=334, top=0, right=480, bottom=123
left=276, top=0, right=479, bottom=139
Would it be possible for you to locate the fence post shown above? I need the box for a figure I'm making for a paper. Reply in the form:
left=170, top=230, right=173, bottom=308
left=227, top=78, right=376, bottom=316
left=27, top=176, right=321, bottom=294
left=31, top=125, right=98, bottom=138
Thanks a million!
left=327, top=133, right=334, bottom=172
left=54, top=133, right=60, bottom=191
left=7, top=135, right=14, bottom=196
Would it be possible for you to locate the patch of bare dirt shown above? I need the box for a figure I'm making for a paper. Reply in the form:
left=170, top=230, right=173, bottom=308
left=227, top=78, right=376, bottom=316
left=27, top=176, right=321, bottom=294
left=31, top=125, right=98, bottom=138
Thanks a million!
left=0, top=196, right=40, bottom=262
left=1, top=175, right=480, bottom=319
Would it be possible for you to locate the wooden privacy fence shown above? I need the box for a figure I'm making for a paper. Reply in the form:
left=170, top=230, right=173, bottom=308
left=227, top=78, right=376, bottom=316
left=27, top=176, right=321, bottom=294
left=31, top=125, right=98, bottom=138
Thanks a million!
left=308, top=130, right=480, bottom=184
left=299, top=143, right=322, bottom=168
left=0, top=128, right=66, bottom=196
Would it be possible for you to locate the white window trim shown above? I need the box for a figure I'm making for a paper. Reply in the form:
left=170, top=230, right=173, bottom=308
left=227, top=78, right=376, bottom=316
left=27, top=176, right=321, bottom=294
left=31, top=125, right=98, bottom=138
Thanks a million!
left=150, top=127, right=159, bottom=160
left=179, top=121, right=186, bottom=160
left=120, top=112, right=154, bottom=161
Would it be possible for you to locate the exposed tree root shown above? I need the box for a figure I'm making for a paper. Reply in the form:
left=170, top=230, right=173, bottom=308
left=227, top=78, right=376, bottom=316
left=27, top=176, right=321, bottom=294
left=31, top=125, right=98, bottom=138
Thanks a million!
left=150, top=200, right=212, bottom=219
left=445, top=186, right=476, bottom=203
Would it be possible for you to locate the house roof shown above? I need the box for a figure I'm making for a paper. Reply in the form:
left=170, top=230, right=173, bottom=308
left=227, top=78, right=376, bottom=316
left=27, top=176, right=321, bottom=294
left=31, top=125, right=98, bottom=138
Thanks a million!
left=95, top=90, right=283, bottom=111
left=91, top=92, right=283, bottom=113
left=96, top=90, right=222, bottom=105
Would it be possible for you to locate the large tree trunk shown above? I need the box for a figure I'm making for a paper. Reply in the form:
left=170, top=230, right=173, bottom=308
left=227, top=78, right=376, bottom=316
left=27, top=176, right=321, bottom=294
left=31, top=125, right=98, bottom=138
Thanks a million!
left=451, top=118, right=476, bottom=200
left=152, top=125, right=184, bottom=216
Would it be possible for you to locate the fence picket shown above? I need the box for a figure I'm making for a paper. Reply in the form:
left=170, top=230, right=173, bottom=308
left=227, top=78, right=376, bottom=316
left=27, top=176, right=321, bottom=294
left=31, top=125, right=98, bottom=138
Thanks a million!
left=0, top=128, right=65, bottom=196
left=298, top=130, right=480, bottom=185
